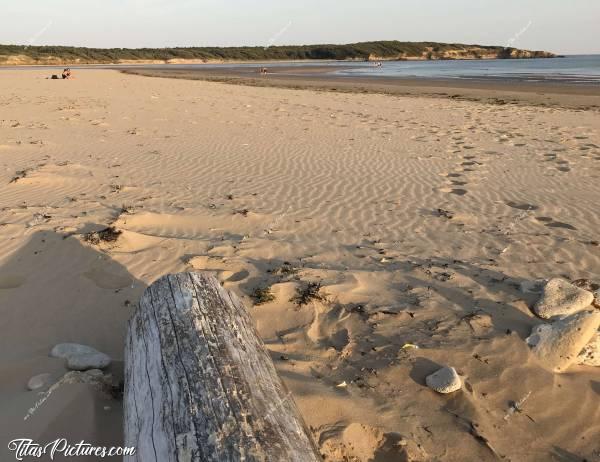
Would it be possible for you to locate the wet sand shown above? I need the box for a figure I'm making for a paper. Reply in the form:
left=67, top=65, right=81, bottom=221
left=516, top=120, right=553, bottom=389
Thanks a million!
left=122, top=65, right=600, bottom=111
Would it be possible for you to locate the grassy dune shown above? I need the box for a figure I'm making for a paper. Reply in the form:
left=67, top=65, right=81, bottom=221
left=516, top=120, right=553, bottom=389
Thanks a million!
left=0, top=41, right=555, bottom=65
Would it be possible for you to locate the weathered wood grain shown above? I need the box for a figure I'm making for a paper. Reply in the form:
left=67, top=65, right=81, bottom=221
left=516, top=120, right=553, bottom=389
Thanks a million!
left=124, top=272, right=321, bottom=462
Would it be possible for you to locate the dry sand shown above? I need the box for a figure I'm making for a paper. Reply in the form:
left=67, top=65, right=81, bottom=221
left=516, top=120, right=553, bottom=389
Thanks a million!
left=0, top=69, right=599, bottom=461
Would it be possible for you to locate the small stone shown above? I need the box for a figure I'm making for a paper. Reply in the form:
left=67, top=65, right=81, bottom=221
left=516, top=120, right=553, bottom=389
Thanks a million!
left=572, top=278, right=600, bottom=293
left=426, top=366, right=462, bottom=394
left=534, top=278, right=594, bottom=319
left=67, top=353, right=111, bottom=371
left=571, top=279, right=600, bottom=308
left=51, top=343, right=100, bottom=358
left=27, top=373, right=52, bottom=391
left=527, top=310, right=600, bottom=372
left=576, top=331, right=600, bottom=367
left=51, top=343, right=111, bottom=371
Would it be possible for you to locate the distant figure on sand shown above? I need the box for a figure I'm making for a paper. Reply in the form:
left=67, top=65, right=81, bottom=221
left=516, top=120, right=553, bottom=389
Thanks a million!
left=259, top=67, right=268, bottom=76
left=49, top=68, right=72, bottom=80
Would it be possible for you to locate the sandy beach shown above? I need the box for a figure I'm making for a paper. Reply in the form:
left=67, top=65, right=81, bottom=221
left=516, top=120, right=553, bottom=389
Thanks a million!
left=1, top=69, right=599, bottom=461
left=123, top=65, right=600, bottom=111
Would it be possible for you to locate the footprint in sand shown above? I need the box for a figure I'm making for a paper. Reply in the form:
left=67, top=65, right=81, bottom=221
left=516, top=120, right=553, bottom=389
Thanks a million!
left=439, top=187, right=468, bottom=196
left=536, top=216, right=577, bottom=230
left=556, top=160, right=571, bottom=172
left=545, top=221, right=577, bottom=230
left=320, top=423, right=425, bottom=461
left=187, top=255, right=253, bottom=284
left=506, top=201, right=539, bottom=211
left=226, top=270, right=250, bottom=282
left=307, top=303, right=352, bottom=351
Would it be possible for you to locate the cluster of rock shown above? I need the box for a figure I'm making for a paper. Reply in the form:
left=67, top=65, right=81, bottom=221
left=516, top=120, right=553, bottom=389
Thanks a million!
left=27, top=343, right=112, bottom=392
left=425, top=277, right=599, bottom=393
left=526, top=278, right=600, bottom=372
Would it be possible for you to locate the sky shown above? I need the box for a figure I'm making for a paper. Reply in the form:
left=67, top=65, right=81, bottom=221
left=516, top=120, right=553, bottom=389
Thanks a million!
left=1, top=0, right=598, bottom=54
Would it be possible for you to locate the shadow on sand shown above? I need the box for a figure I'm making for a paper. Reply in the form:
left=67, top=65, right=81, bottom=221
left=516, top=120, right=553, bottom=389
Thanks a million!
left=0, top=229, right=146, bottom=460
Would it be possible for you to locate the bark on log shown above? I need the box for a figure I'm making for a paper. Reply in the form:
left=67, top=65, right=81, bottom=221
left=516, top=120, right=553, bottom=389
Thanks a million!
left=124, top=272, right=321, bottom=462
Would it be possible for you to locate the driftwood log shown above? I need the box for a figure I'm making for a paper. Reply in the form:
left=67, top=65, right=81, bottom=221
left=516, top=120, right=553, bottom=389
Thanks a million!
left=124, top=272, right=320, bottom=462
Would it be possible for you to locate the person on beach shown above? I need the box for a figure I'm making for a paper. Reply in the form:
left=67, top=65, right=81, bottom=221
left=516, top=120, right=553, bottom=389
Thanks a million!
left=49, top=68, right=72, bottom=80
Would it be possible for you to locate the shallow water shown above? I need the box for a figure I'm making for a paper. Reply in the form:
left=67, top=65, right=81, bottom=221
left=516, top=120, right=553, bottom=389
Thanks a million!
left=335, top=55, right=600, bottom=84
left=4, top=54, right=599, bottom=85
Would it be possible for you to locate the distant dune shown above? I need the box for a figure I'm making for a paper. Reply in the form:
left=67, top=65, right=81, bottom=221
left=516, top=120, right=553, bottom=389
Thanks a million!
left=0, top=40, right=556, bottom=65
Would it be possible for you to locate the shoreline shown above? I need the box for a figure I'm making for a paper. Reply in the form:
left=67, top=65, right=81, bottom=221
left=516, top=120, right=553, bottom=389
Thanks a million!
left=121, top=66, right=600, bottom=111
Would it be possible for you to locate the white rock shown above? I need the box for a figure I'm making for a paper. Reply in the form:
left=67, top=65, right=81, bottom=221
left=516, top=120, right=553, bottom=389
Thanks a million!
left=51, top=343, right=111, bottom=371
left=534, top=278, right=594, bottom=319
left=576, top=331, right=600, bottom=367
left=527, top=310, right=600, bottom=372
left=426, top=366, right=462, bottom=394
left=67, top=353, right=111, bottom=371
left=51, top=343, right=100, bottom=358
left=27, top=373, right=52, bottom=391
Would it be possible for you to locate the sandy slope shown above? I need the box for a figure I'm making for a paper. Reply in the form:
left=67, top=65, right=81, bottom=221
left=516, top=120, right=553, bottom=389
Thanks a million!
left=0, top=69, right=599, bottom=461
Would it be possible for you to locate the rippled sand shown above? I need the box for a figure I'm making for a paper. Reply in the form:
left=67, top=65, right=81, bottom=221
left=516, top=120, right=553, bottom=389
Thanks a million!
left=1, top=69, right=599, bottom=461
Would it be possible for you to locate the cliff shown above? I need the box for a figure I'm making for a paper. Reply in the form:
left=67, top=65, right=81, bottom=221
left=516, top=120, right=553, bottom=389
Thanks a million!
left=0, top=41, right=556, bottom=66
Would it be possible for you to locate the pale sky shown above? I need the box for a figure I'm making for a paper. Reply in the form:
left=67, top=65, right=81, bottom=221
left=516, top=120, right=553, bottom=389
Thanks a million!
left=2, top=0, right=598, bottom=54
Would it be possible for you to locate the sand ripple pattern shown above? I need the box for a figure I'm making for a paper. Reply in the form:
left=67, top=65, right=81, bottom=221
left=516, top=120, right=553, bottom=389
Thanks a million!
left=0, top=70, right=599, bottom=462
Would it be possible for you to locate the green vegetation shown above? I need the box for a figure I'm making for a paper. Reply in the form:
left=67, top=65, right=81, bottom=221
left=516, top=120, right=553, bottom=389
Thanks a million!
left=251, top=286, right=276, bottom=306
left=291, top=282, right=326, bottom=306
left=0, top=41, right=555, bottom=65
